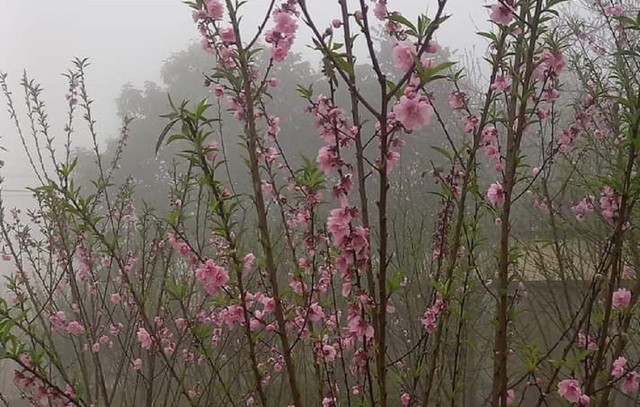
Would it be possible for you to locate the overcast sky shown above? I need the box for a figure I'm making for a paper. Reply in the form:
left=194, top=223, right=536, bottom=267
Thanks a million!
left=0, top=0, right=490, bottom=199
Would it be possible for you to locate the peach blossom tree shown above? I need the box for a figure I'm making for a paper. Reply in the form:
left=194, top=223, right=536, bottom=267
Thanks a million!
left=2, top=1, right=640, bottom=406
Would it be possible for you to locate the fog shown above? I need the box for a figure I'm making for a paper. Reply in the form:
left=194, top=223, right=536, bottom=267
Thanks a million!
left=0, top=1, right=488, bottom=195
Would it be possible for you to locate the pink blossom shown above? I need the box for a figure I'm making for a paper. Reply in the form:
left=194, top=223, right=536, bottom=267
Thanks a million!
left=426, top=40, right=439, bottom=54
left=265, top=7, right=298, bottom=62
left=622, top=371, right=640, bottom=394
left=572, top=196, right=595, bottom=222
left=373, top=1, right=387, bottom=20
left=274, top=10, right=296, bottom=34
left=577, top=331, right=597, bottom=350
left=110, top=293, right=122, bottom=304
left=604, top=4, right=623, bottom=17
left=579, top=394, right=591, bottom=405
left=213, top=84, right=225, bottom=98
left=386, top=150, right=401, bottom=173
left=271, top=46, right=287, bottom=61
left=541, top=88, right=560, bottom=103
left=422, top=298, right=446, bottom=333
left=506, top=389, right=515, bottom=405
left=490, top=3, right=513, bottom=25
left=332, top=19, right=342, bottom=28
left=308, top=302, right=325, bottom=322
left=535, top=49, right=566, bottom=80
left=482, top=125, right=501, bottom=163
left=195, top=259, right=230, bottom=295
left=110, top=323, right=123, bottom=336
left=20, top=354, right=33, bottom=369
left=600, top=186, right=621, bottom=222
left=137, top=328, right=153, bottom=350
left=623, top=265, right=635, bottom=279
left=464, top=115, right=479, bottom=133
left=317, top=146, right=339, bottom=174
left=612, top=356, right=627, bottom=379
left=449, top=91, right=466, bottom=109
left=66, top=321, right=85, bottom=336
left=401, top=393, right=411, bottom=406
left=242, top=253, right=255, bottom=278
left=261, top=181, right=274, bottom=195
left=49, top=311, right=67, bottom=329
left=491, top=75, right=511, bottom=92
left=322, top=397, right=336, bottom=407
left=327, top=206, right=353, bottom=247
left=557, top=379, right=582, bottom=403
left=320, top=343, right=337, bottom=363
left=393, top=96, right=434, bottom=132
left=219, top=27, right=236, bottom=44
left=347, top=315, right=374, bottom=339
left=205, top=0, right=223, bottom=20
left=132, top=358, right=143, bottom=371
left=392, top=40, right=417, bottom=72
left=612, top=287, right=632, bottom=310
left=487, top=182, right=506, bottom=207
left=206, top=141, right=219, bottom=161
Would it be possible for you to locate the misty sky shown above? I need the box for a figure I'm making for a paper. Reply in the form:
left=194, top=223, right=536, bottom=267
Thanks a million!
left=0, top=0, right=490, bottom=200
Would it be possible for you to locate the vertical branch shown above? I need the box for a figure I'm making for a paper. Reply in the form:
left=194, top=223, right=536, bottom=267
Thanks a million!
left=225, top=1, right=303, bottom=405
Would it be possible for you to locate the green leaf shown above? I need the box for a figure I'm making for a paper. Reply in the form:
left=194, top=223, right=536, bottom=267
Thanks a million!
left=387, top=14, right=417, bottom=33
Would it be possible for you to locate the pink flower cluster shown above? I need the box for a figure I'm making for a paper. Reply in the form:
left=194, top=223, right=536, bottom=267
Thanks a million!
left=327, top=205, right=370, bottom=279
left=487, top=182, right=505, bottom=207
left=50, top=311, right=88, bottom=338
left=577, top=331, right=597, bottom=351
left=489, top=2, right=514, bottom=26
left=482, top=125, right=502, bottom=171
left=604, top=4, right=624, bottom=17
left=621, top=371, right=640, bottom=395
left=572, top=195, right=595, bottom=221
left=600, top=186, right=621, bottom=222
left=195, top=259, right=230, bottom=296
left=204, top=0, right=223, bottom=20
left=192, top=1, right=224, bottom=54
left=311, top=95, right=353, bottom=175
left=608, top=354, right=640, bottom=395
left=534, top=49, right=566, bottom=81
left=490, top=74, right=511, bottom=93
left=315, top=336, right=339, bottom=364
left=449, top=91, right=467, bottom=110
left=557, top=379, right=590, bottom=405
left=391, top=39, right=439, bottom=73
left=392, top=40, right=417, bottom=72
left=556, top=104, right=594, bottom=152
left=612, top=287, right=631, bottom=310
left=168, top=233, right=196, bottom=264
left=265, top=1, right=299, bottom=62
left=612, top=356, right=627, bottom=378
left=137, top=327, right=153, bottom=350
left=421, top=297, right=446, bottom=333
left=393, top=94, right=434, bottom=132
left=14, top=357, right=77, bottom=407
left=373, top=1, right=388, bottom=20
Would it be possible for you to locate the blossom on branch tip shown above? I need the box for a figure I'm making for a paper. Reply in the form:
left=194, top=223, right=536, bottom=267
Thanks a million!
left=612, top=287, right=631, bottom=310
left=393, top=96, right=434, bottom=132
left=490, top=3, right=514, bottom=26
left=557, top=379, right=583, bottom=404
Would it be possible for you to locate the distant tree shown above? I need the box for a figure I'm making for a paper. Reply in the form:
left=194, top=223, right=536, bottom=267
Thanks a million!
left=74, top=40, right=459, bottom=214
